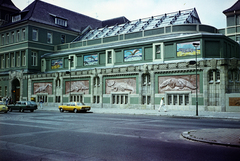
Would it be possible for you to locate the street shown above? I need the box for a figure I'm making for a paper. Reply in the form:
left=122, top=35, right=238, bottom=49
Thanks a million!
left=0, top=110, right=239, bottom=161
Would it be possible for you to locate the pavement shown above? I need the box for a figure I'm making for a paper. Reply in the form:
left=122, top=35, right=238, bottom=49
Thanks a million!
left=38, top=106, right=240, bottom=148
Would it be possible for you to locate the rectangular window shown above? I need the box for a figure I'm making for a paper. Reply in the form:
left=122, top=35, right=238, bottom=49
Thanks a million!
left=22, top=29, right=26, bottom=40
left=12, top=14, right=21, bottom=22
left=55, top=18, right=67, bottom=27
left=0, top=86, right=2, bottom=97
left=21, top=51, right=26, bottom=66
left=10, top=53, right=14, bottom=67
left=6, top=33, right=9, bottom=44
left=5, top=86, right=7, bottom=96
left=6, top=54, right=9, bottom=68
left=112, top=94, right=128, bottom=105
left=167, top=94, right=190, bottom=105
left=1, top=34, right=4, bottom=45
left=61, top=35, right=65, bottom=44
left=107, top=51, right=112, bottom=64
left=47, top=32, right=52, bottom=44
left=155, top=44, right=161, bottom=59
left=31, top=51, right=37, bottom=66
left=11, top=32, right=14, bottom=43
left=32, top=29, right=38, bottom=41
left=1, top=55, right=4, bottom=68
left=16, top=30, right=20, bottom=42
left=16, top=52, right=20, bottom=67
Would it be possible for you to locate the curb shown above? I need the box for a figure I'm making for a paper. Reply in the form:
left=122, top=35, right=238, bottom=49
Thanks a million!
left=181, top=131, right=240, bottom=148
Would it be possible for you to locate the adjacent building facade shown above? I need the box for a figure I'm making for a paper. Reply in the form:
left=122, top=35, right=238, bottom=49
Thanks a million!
left=0, top=0, right=240, bottom=112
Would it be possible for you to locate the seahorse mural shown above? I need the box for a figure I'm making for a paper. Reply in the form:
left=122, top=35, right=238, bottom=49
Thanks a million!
left=106, top=78, right=136, bottom=94
left=159, top=75, right=199, bottom=93
left=34, top=83, right=52, bottom=94
left=66, top=81, right=89, bottom=94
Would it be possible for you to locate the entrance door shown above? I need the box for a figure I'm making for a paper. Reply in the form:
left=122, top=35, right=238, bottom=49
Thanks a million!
left=12, top=79, right=20, bottom=103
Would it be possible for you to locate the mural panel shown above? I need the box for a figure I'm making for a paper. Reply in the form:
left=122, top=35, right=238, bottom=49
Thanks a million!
left=51, top=59, right=63, bottom=69
left=34, top=83, right=52, bottom=94
left=84, top=54, right=98, bottom=66
left=177, top=41, right=200, bottom=57
left=106, top=78, right=136, bottom=94
left=65, top=80, right=89, bottom=94
left=158, top=75, right=199, bottom=93
left=229, top=97, right=240, bottom=106
left=124, top=48, right=142, bottom=62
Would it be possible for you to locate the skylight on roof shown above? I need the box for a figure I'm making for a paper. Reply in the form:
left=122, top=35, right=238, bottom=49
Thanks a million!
left=12, top=14, right=21, bottom=22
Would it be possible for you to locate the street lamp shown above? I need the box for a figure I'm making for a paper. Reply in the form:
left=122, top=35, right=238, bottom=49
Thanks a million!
left=193, top=42, right=199, bottom=116
left=66, top=57, right=73, bottom=102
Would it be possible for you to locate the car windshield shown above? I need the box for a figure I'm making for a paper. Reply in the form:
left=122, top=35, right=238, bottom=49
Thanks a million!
left=77, top=102, right=85, bottom=106
left=0, top=102, right=4, bottom=105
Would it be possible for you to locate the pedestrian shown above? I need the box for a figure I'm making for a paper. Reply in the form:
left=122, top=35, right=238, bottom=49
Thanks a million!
left=39, top=99, right=43, bottom=109
left=5, top=97, right=8, bottom=105
left=158, top=97, right=166, bottom=112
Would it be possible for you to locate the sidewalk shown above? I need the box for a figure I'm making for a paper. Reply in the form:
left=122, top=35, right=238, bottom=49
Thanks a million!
left=38, top=106, right=240, bottom=148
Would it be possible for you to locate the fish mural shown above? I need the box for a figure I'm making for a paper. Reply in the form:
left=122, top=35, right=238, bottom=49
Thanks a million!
left=34, top=83, right=52, bottom=94
left=66, top=81, right=89, bottom=94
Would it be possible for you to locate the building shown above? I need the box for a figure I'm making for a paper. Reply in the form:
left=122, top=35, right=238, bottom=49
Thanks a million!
left=0, top=0, right=240, bottom=112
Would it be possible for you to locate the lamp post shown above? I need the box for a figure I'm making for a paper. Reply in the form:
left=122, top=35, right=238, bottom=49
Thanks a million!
left=66, top=57, right=73, bottom=102
left=193, top=42, right=199, bottom=116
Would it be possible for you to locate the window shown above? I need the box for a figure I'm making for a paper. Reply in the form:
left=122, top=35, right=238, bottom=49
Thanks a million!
left=55, top=18, right=67, bottom=27
left=16, top=30, right=20, bottom=42
left=5, top=86, right=7, bottom=96
left=6, top=33, right=9, bottom=44
left=10, top=53, right=14, bottom=67
left=209, top=70, right=214, bottom=82
left=11, top=32, right=14, bottom=43
left=1, top=34, right=4, bottom=45
left=16, top=52, right=20, bottom=67
left=0, top=86, right=2, bottom=97
left=71, top=94, right=83, bottom=102
left=107, top=51, right=112, bottom=63
left=216, top=70, right=220, bottom=82
left=47, top=32, right=52, bottom=44
left=55, top=96, right=61, bottom=103
left=21, top=51, right=26, bottom=66
left=1, top=55, right=4, bottom=68
left=61, top=35, right=65, bottom=44
left=167, top=93, right=190, bottom=105
left=31, top=51, right=37, bottom=66
left=153, top=43, right=163, bottom=61
left=112, top=94, right=128, bottom=105
left=37, top=95, right=47, bottom=103
left=6, top=54, right=9, bottom=68
left=155, top=44, right=161, bottom=59
left=12, top=14, right=21, bottom=22
left=22, top=29, right=26, bottom=40
left=32, top=29, right=38, bottom=41
left=93, top=96, right=100, bottom=104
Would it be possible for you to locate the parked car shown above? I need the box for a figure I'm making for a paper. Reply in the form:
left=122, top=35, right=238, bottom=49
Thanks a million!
left=58, top=102, right=91, bottom=113
left=8, top=101, right=38, bottom=112
left=0, top=101, right=8, bottom=113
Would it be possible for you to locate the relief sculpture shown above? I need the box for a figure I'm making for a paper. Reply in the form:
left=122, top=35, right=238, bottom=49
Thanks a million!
left=34, top=83, right=52, bottom=94
left=159, top=75, right=199, bottom=93
left=66, top=81, right=89, bottom=94
left=106, top=78, right=136, bottom=94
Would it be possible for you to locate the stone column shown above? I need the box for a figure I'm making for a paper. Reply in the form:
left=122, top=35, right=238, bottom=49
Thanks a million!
left=99, top=74, right=103, bottom=108
left=138, top=72, right=143, bottom=105
left=150, top=71, right=155, bottom=109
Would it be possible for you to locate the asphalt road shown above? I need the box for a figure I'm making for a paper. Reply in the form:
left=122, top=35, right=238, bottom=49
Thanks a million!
left=0, top=111, right=239, bottom=161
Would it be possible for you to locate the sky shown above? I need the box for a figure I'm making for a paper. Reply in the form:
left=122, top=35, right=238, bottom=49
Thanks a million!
left=11, top=0, right=237, bottom=29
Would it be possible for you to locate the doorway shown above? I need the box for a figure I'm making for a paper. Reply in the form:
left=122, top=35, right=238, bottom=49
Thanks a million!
left=12, top=79, right=20, bottom=103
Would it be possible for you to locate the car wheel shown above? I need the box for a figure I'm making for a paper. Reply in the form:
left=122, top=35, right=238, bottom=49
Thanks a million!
left=30, top=110, right=34, bottom=112
left=8, top=108, right=12, bottom=112
left=73, top=108, right=78, bottom=113
left=60, top=108, right=64, bottom=112
left=4, top=111, right=8, bottom=113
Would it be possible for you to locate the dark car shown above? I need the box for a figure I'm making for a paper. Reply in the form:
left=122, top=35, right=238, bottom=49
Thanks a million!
left=8, top=101, right=38, bottom=112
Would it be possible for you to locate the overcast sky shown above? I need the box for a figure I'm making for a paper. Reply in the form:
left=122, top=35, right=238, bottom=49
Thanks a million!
left=12, top=0, right=237, bottom=29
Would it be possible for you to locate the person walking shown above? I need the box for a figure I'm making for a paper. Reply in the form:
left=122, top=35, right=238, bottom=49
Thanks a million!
left=39, top=99, right=43, bottom=109
left=158, top=97, right=166, bottom=112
